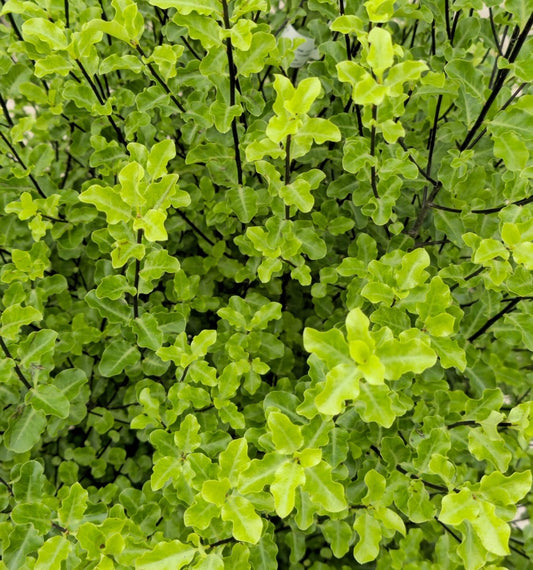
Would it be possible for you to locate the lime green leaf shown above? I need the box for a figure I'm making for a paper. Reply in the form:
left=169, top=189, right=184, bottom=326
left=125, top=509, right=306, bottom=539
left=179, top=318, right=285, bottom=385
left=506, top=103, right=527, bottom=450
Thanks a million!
left=219, top=438, right=249, bottom=486
left=304, top=461, right=347, bottom=513
left=202, top=477, right=231, bottom=507
left=267, top=411, right=303, bottom=453
left=79, top=185, right=131, bottom=224
left=439, top=489, right=479, bottom=526
left=285, top=77, right=322, bottom=115
left=221, top=495, right=263, bottom=544
left=471, top=501, right=510, bottom=556
left=321, top=519, right=352, bottom=558
left=377, top=337, right=437, bottom=380
left=148, top=0, right=220, bottom=16
left=147, top=139, right=176, bottom=180
left=396, top=249, right=430, bottom=290
left=367, top=27, right=394, bottom=80
left=1, top=304, right=42, bottom=341
left=364, top=0, right=394, bottom=22
left=22, top=18, right=67, bottom=50
left=468, top=428, right=512, bottom=471
left=355, top=383, right=397, bottom=427
left=479, top=470, right=532, bottom=505
left=35, top=536, right=71, bottom=570
left=303, top=327, right=351, bottom=369
left=228, top=186, right=258, bottom=223
left=135, top=540, right=197, bottom=569
left=151, top=456, right=181, bottom=491
left=336, top=61, right=388, bottom=105
left=314, top=363, right=361, bottom=415
left=58, top=482, right=88, bottom=530
left=353, top=511, right=382, bottom=563
left=238, top=452, right=286, bottom=494
left=271, top=461, right=306, bottom=518
left=280, top=179, right=314, bottom=213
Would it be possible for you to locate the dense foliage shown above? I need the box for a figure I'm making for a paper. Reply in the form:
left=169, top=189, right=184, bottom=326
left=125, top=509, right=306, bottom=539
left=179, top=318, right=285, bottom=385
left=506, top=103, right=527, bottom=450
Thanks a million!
left=1, top=0, right=533, bottom=567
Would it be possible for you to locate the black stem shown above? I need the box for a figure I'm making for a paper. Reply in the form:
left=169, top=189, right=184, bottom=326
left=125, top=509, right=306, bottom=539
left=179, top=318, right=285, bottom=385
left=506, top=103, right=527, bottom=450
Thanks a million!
left=488, top=7, right=503, bottom=56
left=134, top=44, right=186, bottom=113
left=0, top=92, right=13, bottom=126
left=468, top=299, right=520, bottom=342
left=0, top=336, right=32, bottom=390
left=75, top=60, right=127, bottom=147
left=0, top=129, right=46, bottom=198
left=370, top=105, right=379, bottom=198
left=460, top=12, right=533, bottom=151
left=435, top=518, right=461, bottom=543
left=133, top=229, right=142, bottom=319
left=221, top=0, right=243, bottom=186
left=181, top=37, right=201, bottom=60
left=444, top=0, right=451, bottom=41
left=64, top=0, right=70, bottom=28
left=285, top=134, right=292, bottom=219
left=465, top=82, right=527, bottom=149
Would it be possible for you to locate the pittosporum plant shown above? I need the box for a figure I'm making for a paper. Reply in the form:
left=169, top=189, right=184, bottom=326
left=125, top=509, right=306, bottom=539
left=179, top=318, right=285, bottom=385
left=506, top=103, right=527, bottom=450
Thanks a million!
left=0, top=0, right=532, bottom=567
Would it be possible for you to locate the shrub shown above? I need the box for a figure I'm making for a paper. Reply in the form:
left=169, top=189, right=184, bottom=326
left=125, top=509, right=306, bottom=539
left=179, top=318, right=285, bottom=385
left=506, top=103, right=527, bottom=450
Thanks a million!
left=0, top=0, right=532, bottom=567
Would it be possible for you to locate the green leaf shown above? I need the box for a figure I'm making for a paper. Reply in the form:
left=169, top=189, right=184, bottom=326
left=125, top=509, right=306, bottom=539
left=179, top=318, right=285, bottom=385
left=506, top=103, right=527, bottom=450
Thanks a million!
left=3, top=524, right=43, bottom=570
left=321, top=519, right=352, bottom=558
left=79, top=185, right=131, bottom=224
left=271, top=461, right=305, bottom=518
left=135, top=540, right=197, bottom=569
left=396, top=249, right=430, bottom=290
left=17, top=329, right=57, bottom=368
left=355, top=383, right=397, bottom=428
left=58, top=482, right=88, bottom=530
left=314, top=363, right=361, bottom=416
left=35, top=536, right=71, bottom=570
left=303, top=327, right=352, bottom=369
left=22, top=18, right=67, bottom=50
left=304, top=461, right=347, bottom=513
left=364, top=0, right=394, bottom=22
left=1, top=304, right=42, bottom=340
left=227, top=186, right=258, bottom=223
left=119, top=161, right=146, bottom=209
left=377, top=337, right=437, bottom=380
left=492, top=131, right=529, bottom=172
left=471, top=500, right=510, bottom=556
left=267, top=411, right=303, bottom=454
left=98, top=340, right=141, bottom=377
left=479, top=470, right=532, bottom=505
left=28, top=384, right=69, bottom=418
left=221, top=495, right=263, bottom=544
left=336, top=61, right=388, bottom=105
left=147, top=139, right=176, bottom=180
left=439, top=489, right=479, bottom=526
left=367, top=27, right=394, bottom=80
left=4, top=407, right=47, bottom=452
left=468, top=428, right=512, bottom=471
left=151, top=456, right=181, bottom=491
left=219, top=438, right=249, bottom=486
left=353, top=511, right=382, bottom=563
left=132, top=313, right=164, bottom=351
left=148, top=0, right=220, bottom=16
left=11, top=502, right=51, bottom=534
left=284, top=77, right=322, bottom=115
